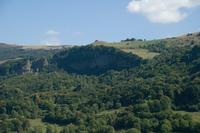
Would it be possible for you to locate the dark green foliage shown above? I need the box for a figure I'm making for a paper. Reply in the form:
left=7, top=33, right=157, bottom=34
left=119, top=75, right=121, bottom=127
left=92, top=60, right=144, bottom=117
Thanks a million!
left=0, top=40, right=200, bottom=132
left=160, top=120, right=172, bottom=133
left=52, top=45, right=141, bottom=75
left=0, top=118, right=31, bottom=133
left=121, top=38, right=136, bottom=42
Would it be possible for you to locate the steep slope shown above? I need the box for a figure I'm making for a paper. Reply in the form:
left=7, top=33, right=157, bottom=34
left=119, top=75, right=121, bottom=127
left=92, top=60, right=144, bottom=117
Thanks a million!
left=52, top=45, right=142, bottom=75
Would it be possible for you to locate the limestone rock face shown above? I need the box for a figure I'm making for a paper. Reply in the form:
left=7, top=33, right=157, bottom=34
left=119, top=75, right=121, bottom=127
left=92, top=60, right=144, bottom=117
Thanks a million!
left=22, top=60, right=32, bottom=74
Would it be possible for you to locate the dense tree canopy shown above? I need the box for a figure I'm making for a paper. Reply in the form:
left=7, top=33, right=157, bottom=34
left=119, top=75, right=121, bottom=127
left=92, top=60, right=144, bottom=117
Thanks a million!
left=0, top=40, right=200, bottom=132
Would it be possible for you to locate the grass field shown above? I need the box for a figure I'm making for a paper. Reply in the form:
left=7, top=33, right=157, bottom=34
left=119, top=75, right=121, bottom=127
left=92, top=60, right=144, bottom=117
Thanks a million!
left=122, top=48, right=159, bottom=59
left=93, top=41, right=159, bottom=59
left=29, top=118, right=63, bottom=132
left=93, top=41, right=147, bottom=49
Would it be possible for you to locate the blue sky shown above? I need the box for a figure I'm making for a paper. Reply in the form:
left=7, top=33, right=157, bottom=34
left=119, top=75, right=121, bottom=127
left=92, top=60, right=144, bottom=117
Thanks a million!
left=0, top=0, right=200, bottom=45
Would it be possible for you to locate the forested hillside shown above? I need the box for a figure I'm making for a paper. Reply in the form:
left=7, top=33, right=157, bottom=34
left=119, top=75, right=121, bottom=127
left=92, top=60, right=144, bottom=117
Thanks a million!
left=0, top=33, right=200, bottom=133
left=52, top=45, right=142, bottom=75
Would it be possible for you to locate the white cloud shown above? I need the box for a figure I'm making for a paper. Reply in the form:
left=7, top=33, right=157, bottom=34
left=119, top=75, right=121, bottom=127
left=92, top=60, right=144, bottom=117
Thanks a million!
left=42, top=30, right=61, bottom=46
left=127, top=0, right=200, bottom=24
left=46, top=30, right=60, bottom=36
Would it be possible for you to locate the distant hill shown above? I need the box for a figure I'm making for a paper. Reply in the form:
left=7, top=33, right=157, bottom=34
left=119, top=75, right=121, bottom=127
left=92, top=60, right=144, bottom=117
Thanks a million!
left=0, top=43, right=19, bottom=48
left=21, top=44, right=72, bottom=50
left=0, top=43, right=72, bottom=65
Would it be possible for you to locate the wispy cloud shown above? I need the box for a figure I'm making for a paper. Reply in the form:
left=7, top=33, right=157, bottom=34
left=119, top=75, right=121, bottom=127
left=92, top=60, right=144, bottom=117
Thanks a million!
left=73, top=31, right=84, bottom=36
left=127, top=0, right=200, bottom=24
left=41, top=30, right=61, bottom=46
